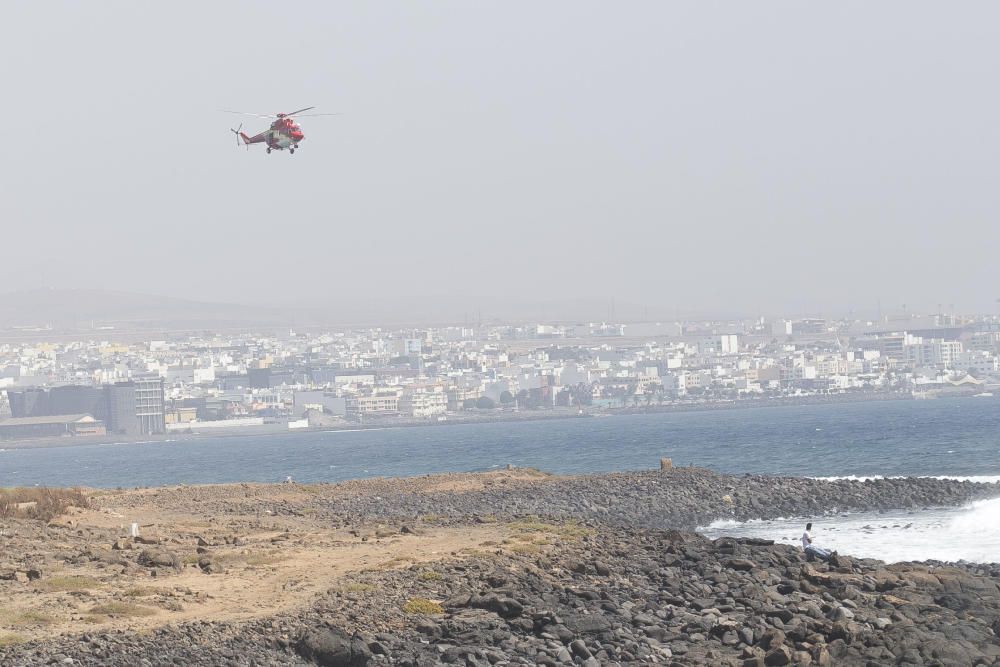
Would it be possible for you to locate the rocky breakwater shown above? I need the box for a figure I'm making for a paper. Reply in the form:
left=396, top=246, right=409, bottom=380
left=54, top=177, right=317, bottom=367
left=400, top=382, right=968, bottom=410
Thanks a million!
left=315, top=467, right=1000, bottom=531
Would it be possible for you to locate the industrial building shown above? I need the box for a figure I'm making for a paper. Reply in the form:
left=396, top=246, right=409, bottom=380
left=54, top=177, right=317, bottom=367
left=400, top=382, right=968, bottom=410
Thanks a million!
left=133, top=377, right=166, bottom=435
left=5, top=377, right=165, bottom=436
left=0, top=414, right=106, bottom=440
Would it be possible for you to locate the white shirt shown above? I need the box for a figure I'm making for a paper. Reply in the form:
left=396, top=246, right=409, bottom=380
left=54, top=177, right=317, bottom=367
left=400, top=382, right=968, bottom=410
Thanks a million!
left=801, top=531, right=812, bottom=549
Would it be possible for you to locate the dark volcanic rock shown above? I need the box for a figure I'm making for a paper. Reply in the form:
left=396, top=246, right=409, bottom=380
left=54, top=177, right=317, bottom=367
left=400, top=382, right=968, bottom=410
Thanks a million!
left=136, top=546, right=181, bottom=570
left=467, top=594, right=523, bottom=619
left=2, top=468, right=999, bottom=667
left=310, top=467, right=1000, bottom=532
left=297, top=626, right=372, bottom=666
left=197, top=556, right=225, bottom=574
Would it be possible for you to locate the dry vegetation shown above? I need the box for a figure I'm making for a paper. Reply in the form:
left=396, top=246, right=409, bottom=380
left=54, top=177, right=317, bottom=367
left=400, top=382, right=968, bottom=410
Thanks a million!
left=0, top=487, right=88, bottom=522
left=123, top=586, right=167, bottom=598
left=508, top=517, right=593, bottom=540
left=402, top=598, right=443, bottom=615
left=33, top=575, right=102, bottom=593
left=337, top=582, right=375, bottom=594
left=0, top=609, right=55, bottom=628
left=87, top=602, right=157, bottom=619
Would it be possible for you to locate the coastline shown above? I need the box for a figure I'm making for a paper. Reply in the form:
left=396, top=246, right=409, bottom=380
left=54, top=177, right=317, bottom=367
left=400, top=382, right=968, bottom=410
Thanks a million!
left=2, top=468, right=999, bottom=666
left=0, top=390, right=918, bottom=451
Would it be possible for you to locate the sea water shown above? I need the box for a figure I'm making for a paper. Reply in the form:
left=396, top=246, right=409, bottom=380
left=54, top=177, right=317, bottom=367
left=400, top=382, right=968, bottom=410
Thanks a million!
left=1, top=396, right=999, bottom=562
left=700, top=486, right=1000, bottom=564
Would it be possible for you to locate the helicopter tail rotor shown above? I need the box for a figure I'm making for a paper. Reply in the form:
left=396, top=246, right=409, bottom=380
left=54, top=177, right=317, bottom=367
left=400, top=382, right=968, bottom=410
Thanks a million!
left=229, top=123, right=253, bottom=150
left=231, top=123, right=240, bottom=147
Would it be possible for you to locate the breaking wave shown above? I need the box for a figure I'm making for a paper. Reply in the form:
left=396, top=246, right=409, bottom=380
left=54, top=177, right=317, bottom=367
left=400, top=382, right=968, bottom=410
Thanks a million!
left=700, top=496, right=1000, bottom=563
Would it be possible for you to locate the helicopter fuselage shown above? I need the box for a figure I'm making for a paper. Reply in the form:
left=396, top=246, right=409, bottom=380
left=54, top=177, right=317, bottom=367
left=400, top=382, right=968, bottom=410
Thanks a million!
left=265, top=119, right=305, bottom=151
left=266, top=130, right=301, bottom=150
left=228, top=107, right=329, bottom=155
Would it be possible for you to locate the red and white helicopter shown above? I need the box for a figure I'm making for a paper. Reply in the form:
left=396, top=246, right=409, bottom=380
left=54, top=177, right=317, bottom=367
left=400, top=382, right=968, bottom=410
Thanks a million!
left=224, top=106, right=338, bottom=154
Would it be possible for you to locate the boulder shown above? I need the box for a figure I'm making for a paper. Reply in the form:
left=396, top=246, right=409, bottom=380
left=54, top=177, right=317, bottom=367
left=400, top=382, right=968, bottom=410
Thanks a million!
left=792, top=650, right=813, bottom=666
left=763, top=608, right=794, bottom=624
left=296, top=627, right=371, bottom=667
left=469, top=594, right=523, bottom=619
left=137, top=547, right=181, bottom=570
left=764, top=645, right=793, bottom=666
left=713, top=537, right=739, bottom=555
left=725, top=559, right=756, bottom=572
left=925, top=639, right=973, bottom=665
left=758, top=628, right=786, bottom=651
left=568, top=614, right=613, bottom=636
left=831, top=606, right=854, bottom=621
left=197, top=557, right=224, bottom=574
left=414, top=619, right=440, bottom=637
left=569, top=639, right=591, bottom=659
left=826, top=621, right=854, bottom=644
left=812, top=645, right=832, bottom=666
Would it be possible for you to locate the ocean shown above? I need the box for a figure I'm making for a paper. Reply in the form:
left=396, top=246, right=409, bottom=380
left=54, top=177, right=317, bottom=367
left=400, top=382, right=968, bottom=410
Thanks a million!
left=2, top=396, right=999, bottom=562
left=700, top=495, right=1000, bottom=564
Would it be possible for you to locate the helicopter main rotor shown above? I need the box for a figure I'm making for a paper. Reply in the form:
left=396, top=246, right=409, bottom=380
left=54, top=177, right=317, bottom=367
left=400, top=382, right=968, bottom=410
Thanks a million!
left=222, top=107, right=340, bottom=120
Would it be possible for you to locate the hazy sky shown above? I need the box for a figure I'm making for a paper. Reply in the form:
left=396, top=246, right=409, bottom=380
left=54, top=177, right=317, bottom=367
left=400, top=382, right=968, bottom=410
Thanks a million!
left=2, top=2, right=998, bottom=320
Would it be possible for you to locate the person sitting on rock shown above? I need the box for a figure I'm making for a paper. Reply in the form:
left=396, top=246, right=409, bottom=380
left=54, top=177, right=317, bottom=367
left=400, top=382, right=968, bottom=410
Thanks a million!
left=801, top=522, right=831, bottom=562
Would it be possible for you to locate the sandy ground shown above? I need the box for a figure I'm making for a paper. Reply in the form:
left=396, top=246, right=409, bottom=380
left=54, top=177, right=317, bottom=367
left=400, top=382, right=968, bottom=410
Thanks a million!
left=0, top=477, right=527, bottom=643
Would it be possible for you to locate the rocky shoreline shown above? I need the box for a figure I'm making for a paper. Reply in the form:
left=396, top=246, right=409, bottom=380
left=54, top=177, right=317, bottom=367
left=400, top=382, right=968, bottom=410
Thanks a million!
left=2, top=468, right=999, bottom=666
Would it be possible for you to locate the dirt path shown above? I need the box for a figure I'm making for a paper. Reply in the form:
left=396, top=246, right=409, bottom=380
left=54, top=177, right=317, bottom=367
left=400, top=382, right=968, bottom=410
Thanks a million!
left=1, top=510, right=503, bottom=642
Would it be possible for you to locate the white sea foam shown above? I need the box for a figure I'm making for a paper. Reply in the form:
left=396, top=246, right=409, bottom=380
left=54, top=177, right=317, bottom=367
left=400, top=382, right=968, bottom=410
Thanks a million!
left=700, top=496, right=1000, bottom=563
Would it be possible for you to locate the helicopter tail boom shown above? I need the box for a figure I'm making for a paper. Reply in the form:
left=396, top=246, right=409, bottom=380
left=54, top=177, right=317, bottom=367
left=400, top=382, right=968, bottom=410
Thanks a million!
left=230, top=123, right=255, bottom=148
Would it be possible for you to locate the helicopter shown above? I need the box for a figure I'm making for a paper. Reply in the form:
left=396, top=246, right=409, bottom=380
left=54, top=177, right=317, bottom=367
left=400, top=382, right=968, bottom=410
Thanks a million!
left=223, top=106, right=338, bottom=154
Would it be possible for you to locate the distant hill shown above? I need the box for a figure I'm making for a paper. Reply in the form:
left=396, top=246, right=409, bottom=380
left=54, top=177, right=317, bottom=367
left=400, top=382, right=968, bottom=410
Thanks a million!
left=0, top=289, right=322, bottom=332
left=0, top=289, right=723, bottom=334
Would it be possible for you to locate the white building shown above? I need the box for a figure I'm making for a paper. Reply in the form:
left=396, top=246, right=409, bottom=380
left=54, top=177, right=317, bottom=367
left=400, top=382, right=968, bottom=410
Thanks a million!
left=395, top=339, right=423, bottom=356
left=698, top=335, right=740, bottom=355
left=951, top=350, right=998, bottom=375
left=905, top=339, right=963, bottom=368
left=661, top=372, right=687, bottom=397
left=345, top=390, right=401, bottom=417
left=400, top=386, right=448, bottom=417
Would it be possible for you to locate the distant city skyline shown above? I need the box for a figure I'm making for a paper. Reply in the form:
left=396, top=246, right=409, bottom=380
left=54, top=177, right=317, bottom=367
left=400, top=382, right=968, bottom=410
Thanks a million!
left=2, top=308, right=997, bottom=443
